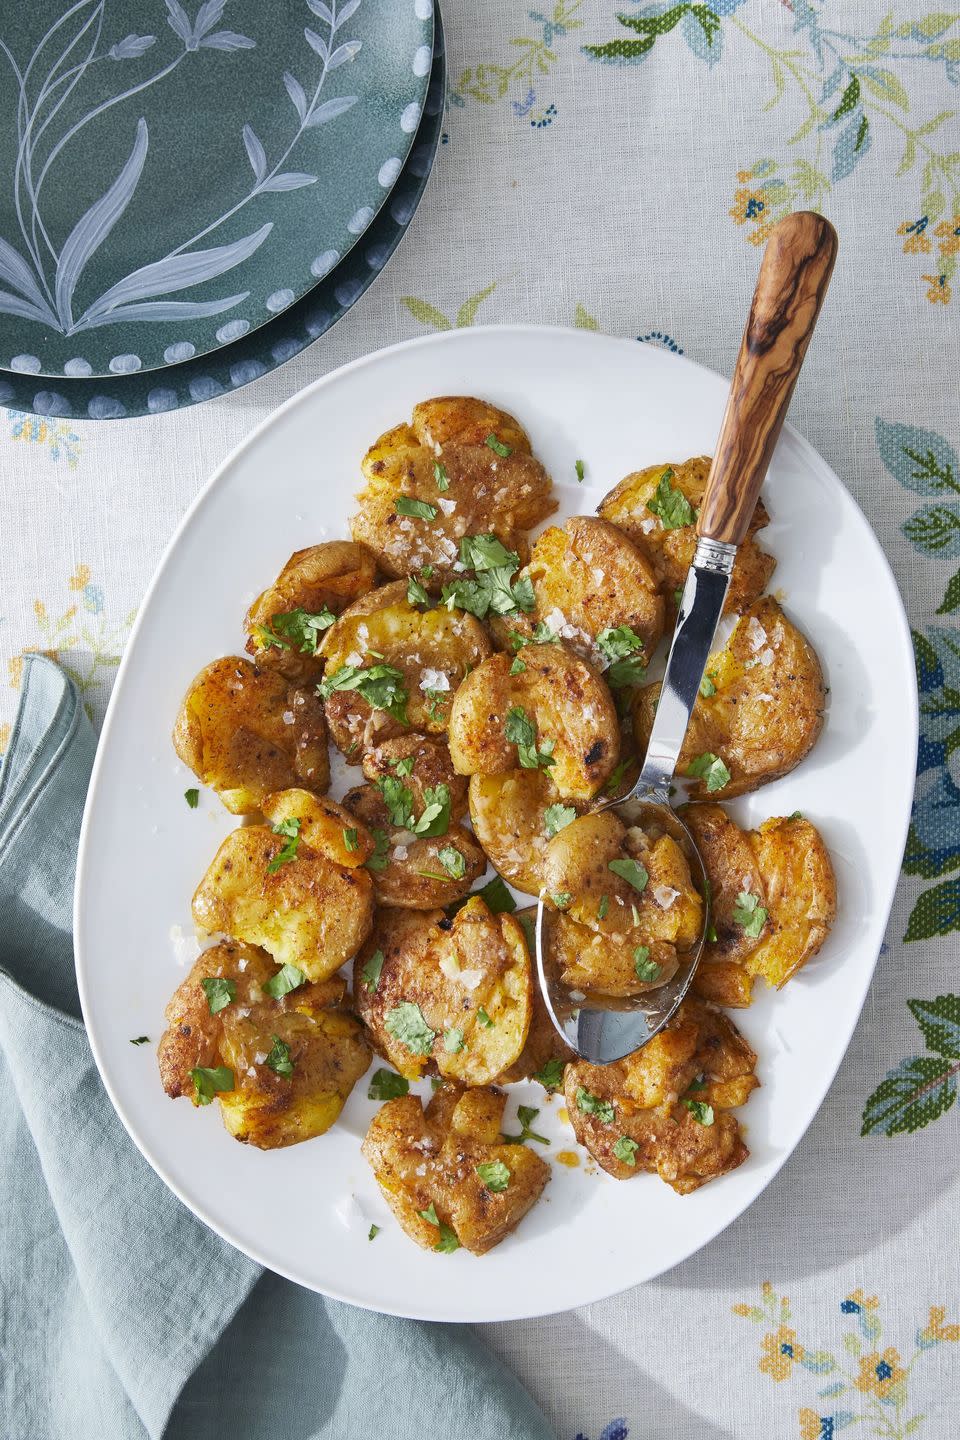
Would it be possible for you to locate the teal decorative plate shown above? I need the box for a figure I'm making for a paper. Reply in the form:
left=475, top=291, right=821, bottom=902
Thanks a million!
left=0, top=0, right=433, bottom=378
left=0, top=12, right=444, bottom=418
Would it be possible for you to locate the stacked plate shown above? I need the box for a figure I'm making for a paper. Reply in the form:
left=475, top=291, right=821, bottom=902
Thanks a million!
left=0, top=0, right=444, bottom=419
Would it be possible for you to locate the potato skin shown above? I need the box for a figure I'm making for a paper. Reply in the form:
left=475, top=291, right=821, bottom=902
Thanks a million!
left=448, top=645, right=619, bottom=801
left=320, top=580, right=492, bottom=757
left=157, top=943, right=370, bottom=1149
left=684, top=804, right=836, bottom=1003
left=245, top=540, right=378, bottom=681
left=192, top=823, right=373, bottom=982
left=353, top=898, right=532, bottom=1085
left=173, top=656, right=329, bottom=814
left=351, top=398, right=555, bottom=585
left=361, top=733, right=469, bottom=824
left=362, top=1083, right=550, bottom=1255
left=503, top=516, right=664, bottom=663
left=598, top=456, right=775, bottom=615
left=633, top=598, right=825, bottom=798
left=564, top=995, right=757, bottom=1193
left=342, top=782, right=486, bottom=909
left=468, top=769, right=562, bottom=896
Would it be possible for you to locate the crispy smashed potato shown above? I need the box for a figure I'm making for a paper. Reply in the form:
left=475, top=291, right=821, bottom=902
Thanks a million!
left=501, top=516, right=664, bottom=662
left=353, top=898, right=532, bottom=1085
left=173, top=657, right=329, bottom=813
left=262, top=787, right=374, bottom=868
left=684, top=804, right=836, bottom=1005
left=192, top=818, right=373, bottom=982
left=468, top=769, right=564, bottom=896
left=448, top=646, right=619, bottom=801
left=245, top=540, right=378, bottom=680
left=352, top=397, right=556, bottom=585
left=498, top=909, right=577, bottom=1086
left=362, top=1083, right=550, bottom=1254
left=564, top=995, right=757, bottom=1193
left=158, top=942, right=370, bottom=1148
left=361, top=733, right=469, bottom=824
left=320, top=580, right=491, bottom=757
left=540, top=810, right=702, bottom=996
left=342, top=782, right=486, bottom=909
left=598, top=456, right=775, bottom=615
left=633, top=598, right=825, bottom=798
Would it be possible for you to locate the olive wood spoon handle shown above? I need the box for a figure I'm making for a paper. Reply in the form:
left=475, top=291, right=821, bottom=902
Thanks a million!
left=697, top=210, right=838, bottom=547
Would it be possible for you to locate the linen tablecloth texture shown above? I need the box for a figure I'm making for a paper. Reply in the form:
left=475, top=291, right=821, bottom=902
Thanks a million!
left=0, top=654, right=555, bottom=1440
left=0, top=1, right=958, bottom=1436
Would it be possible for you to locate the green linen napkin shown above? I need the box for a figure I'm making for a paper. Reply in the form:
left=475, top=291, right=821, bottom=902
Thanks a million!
left=0, top=655, right=554, bottom=1440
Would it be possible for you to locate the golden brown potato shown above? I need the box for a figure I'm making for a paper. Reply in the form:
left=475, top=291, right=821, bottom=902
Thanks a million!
left=500, top=516, right=664, bottom=664
left=157, top=942, right=370, bottom=1148
left=598, top=456, right=775, bottom=615
left=342, top=782, right=486, bottom=909
left=360, top=733, right=469, bottom=824
left=684, top=804, right=836, bottom=1004
left=362, top=1083, right=550, bottom=1255
left=448, top=646, right=619, bottom=801
left=173, top=657, right=329, bottom=814
left=564, top=995, right=757, bottom=1193
left=319, top=581, right=492, bottom=757
left=262, top=787, right=375, bottom=868
left=353, top=898, right=532, bottom=1085
left=192, top=822, right=373, bottom=982
left=245, top=540, right=378, bottom=680
left=468, top=769, right=565, bottom=896
left=540, top=810, right=702, bottom=996
left=351, top=398, right=556, bottom=585
left=633, top=598, right=825, bottom=798
left=498, top=909, right=576, bottom=1087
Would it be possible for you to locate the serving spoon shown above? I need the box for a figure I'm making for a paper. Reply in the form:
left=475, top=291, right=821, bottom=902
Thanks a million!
left=536, top=209, right=838, bottom=1065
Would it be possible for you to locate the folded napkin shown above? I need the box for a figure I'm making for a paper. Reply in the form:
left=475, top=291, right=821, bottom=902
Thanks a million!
left=0, top=656, right=554, bottom=1440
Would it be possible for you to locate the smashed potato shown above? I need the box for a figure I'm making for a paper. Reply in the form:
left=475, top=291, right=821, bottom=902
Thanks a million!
left=342, top=782, right=486, bottom=909
left=245, top=540, right=378, bottom=681
left=599, top=456, right=775, bottom=615
left=448, top=645, right=619, bottom=801
left=361, top=733, right=469, bottom=824
left=564, top=995, right=757, bottom=1193
left=498, top=909, right=577, bottom=1087
left=633, top=598, right=825, bottom=798
left=320, top=580, right=491, bottom=757
left=500, top=516, right=664, bottom=663
left=540, top=810, right=702, bottom=996
left=351, top=397, right=556, bottom=585
left=468, top=769, right=564, bottom=896
left=262, top=787, right=375, bottom=868
left=173, top=657, right=329, bottom=813
left=158, top=942, right=370, bottom=1148
left=363, top=1084, right=550, bottom=1255
left=353, top=898, right=532, bottom=1086
left=192, top=817, right=373, bottom=982
left=684, top=804, right=836, bottom=1005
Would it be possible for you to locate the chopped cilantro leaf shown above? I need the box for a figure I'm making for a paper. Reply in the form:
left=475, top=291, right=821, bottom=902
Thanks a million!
left=377, top=774, right=416, bottom=829
left=365, top=829, right=390, bottom=872
left=264, top=963, right=306, bottom=999
left=368, top=1224, right=380, bottom=1241
left=259, top=606, right=335, bottom=654
left=191, top=1065, right=234, bottom=1105
left=437, top=844, right=466, bottom=879
left=606, top=655, right=648, bottom=688
left=550, top=891, right=572, bottom=909
left=395, top=496, right=437, bottom=521
left=319, top=663, right=409, bottom=726
left=361, top=949, right=386, bottom=992
left=368, top=1068, right=409, bottom=1100
left=459, top=533, right=520, bottom=572
left=505, top=705, right=555, bottom=771
left=130, top=1035, right=150, bottom=1046
left=733, top=890, right=768, bottom=938
left=687, top=752, right=731, bottom=792
left=699, top=673, right=717, bottom=697
left=412, top=783, right=451, bottom=838
left=603, top=757, right=632, bottom=795
left=267, top=817, right=301, bottom=873
left=596, top=625, right=644, bottom=664
left=201, top=976, right=236, bottom=1014
left=477, top=874, right=517, bottom=913
left=343, top=827, right=359, bottom=852
left=433, top=461, right=450, bottom=490
left=407, top=577, right=430, bottom=606
left=788, top=809, right=802, bottom=821
left=392, top=755, right=415, bottom=777
left=597, top=894, right=610, bottom=921
left=435, top=1223, right=460, bottom=1253
left=634, top=947, right=660, bottom=982
left=385, top=1002, right=436, bottom=1055
left=485, top=434, right=511, bottom=457
left=608, top=857, right=649, bottom=892
left=502, top=1104, right=550, bottom=1146
left=575, top=1086, right=615, bottom=1124
left=534, top=1057, right=565, bottom=1090
left=477, top=1007, right=494, bottom=1029
left=544, top=803, right=577, bottom=838
left=684, top=1099, right=715, bottom=1126
left=646, top=467, right=695, bottom=529
left=575, top=458, right=586, bottom=483
left=509, top=657, right=526, bottom=675
left=476, top=1159, right=511, bottom=1192
left=420, top=1203, right=439, bottom=1226
left=511, top=622, right=558, bottom=649
left=612, top=1136, right=638, bottom=1166
left=266, top=1035, right=294, bottom=1078
left=184, top=787, right=199, bottom=809
left=443, top=1027, right=465, bottom=1053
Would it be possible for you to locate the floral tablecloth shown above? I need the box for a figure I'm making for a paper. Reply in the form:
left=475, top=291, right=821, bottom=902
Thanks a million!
left=2, top=2, right=959, bottom=1437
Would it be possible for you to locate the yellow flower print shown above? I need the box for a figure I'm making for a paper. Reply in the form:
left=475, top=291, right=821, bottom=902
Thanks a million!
left=730, top=188, right=768, bottom=227
left=759, top=1326, right=804, bottom=1381
left=922, top=273, right=951, bottom=304
left=920, top=1305, right=960, bottom=1343
left=798, top=1410, right=821, bottom=1440
left=33, top=600, right=46, bottom=623
left=8, top=654, right=24, bottom=689
left=0, top=722, right=10, bottom=755
left=841, top=1288, right=879, bottom=1312
left=897, top=217, right=931, bottom=253
left=854, top=1346, right=906, bottom=1399
left=69, top=565, right=91, bottom=592
left=747, top=219, right=774, bottom=247
left=934, top=216, right=960, bottom=257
